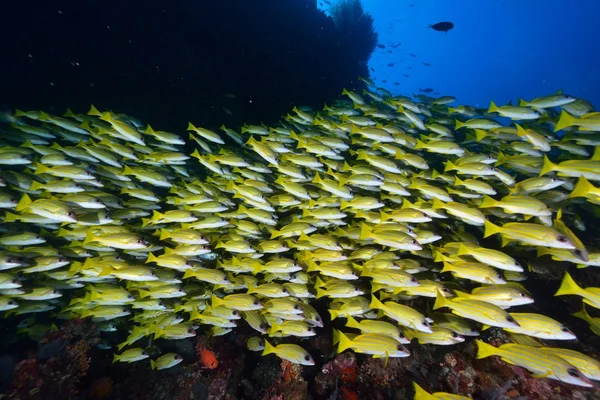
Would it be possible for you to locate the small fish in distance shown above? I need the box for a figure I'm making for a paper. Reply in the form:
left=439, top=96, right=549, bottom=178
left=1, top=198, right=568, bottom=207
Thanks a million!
left=430, top=21, right=454, bottom=32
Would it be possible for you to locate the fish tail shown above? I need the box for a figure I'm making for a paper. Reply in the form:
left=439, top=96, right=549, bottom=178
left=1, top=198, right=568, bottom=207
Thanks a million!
left=555, top=272, right=583, bottom=297
left=483, top=219, right=502, bottom=238
left=345, top=316, right=361, bottom=329
left=412, top=382, right=434, bottom=400
left=555, top=110, right=576, bottom=132
left=515, top=123, right=528, bottom=137
left=474, top=129, right=488, bottom=142
left=145, top=253, right=158, bottom=264
left=571, top=304, right=591, bottom=322
left=211, top=294, right=224, bottom=308
left=488, top=101, right=499, bottom=114
left=359, top=222, right=372, bottom=240
left=443, top=159, right=457, bottom=172
left=479, top=195, right=498, bottom=209
left=329, top=309, right=340, bottom=320
left=369, top=294, right=384, bottom=310
left=433, top=290, right=449, bottom=310
left=569, top=177, right=595, bottom=199
left=261, top=339, right=276, bottom=356
left=3, top=211, right=20, bottom=223
left=440, top=261, right=454, bottom=274
left=88, top=104, right=101, bottom=116
left=475, top=340, right=502, bottom=359
left=336, top=329, right=353, bottom=353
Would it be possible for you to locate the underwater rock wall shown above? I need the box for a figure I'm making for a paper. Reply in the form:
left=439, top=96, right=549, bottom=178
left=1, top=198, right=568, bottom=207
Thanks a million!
left=0, top=0, right=376, bottom=131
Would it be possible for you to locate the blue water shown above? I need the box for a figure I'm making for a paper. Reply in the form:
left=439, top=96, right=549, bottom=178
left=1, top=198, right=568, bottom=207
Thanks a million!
left=320, top=0, right=600, bottom=108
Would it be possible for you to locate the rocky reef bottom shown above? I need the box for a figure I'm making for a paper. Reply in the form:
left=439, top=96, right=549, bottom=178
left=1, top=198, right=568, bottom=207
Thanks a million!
left=1, top=318, right=599, bottom=400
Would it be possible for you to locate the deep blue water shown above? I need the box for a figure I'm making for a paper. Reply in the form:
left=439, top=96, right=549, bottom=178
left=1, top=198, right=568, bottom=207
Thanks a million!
left=320, top=0, right=600, bottom=108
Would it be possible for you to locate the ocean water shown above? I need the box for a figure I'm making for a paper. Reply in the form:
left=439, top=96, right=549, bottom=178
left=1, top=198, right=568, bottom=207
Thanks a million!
left=319, top=0, right=600, bottom=108
left=1, top=1, right=600, bottom=399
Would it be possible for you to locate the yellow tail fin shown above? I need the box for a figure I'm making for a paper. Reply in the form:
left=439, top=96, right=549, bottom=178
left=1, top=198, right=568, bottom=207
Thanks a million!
left=554, top=272, right=583, bottom=297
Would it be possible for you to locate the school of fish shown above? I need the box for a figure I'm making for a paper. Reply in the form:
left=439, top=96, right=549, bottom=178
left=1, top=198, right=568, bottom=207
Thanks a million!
left=1, top=80, right=600, bottom=396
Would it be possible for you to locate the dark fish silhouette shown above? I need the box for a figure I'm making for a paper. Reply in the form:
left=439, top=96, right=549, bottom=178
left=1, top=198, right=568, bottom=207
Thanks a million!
left=430, top=22, right=454, bottom=32
left=420, top=88, right=434, bottom=93
left=377, top=44, right=386, bottom=49
left=387, top=62, right=395, bottom=67
left=423, top=62, right=431, bottom=66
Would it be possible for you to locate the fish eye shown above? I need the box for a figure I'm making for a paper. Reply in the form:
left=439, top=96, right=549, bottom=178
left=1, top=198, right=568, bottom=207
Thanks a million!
left=519, top=292, right=525, bottom=297
left=8, top=300, right=16, bottom=305
left=128, top=294, right=135, bottom=299
left=223, top=278, right=230, bottom=283
left=11, top=279, right=18, bottom=284
left=294, top=305, right=300, bottom=310
left=496, top=273, right=503, bottom=279
left=52, top=290, right=58, bottom=294
left=232, top=310, right=239, bottom=316
left=158, top=302, right=165, bottom=307
left=9, top=197, right=16, bottom=202
left=290, top=273, right=296, bottom=279
left=36, top=235, right=41, bottom=239
left=410, top=278, right=417, bottom=283
left=557, top=236, right=568, bottom=243
left=451, top=332, right=458, bottom=338
left=442, top=287, right=451, bottom=293
left=315, top=316, right=321, bottom=322
left=175, top=354, right=182, bottom=360
left=412, top=240, right=418, bottom=245
left=259, top=323, right=267, bottom=330
left=253, top=300, right=259, bottom=306
left=506, top=316, right=516, bottom=323
left=567, top=368, right=580, bottom=377
left=421, top=319, right=428, bottom=326
left=574, top=249, right=582, bottom=256
left=142, top=350, right=148, bottom=356
left=136, top=239, right=144, bottom=244
left=188, top=328, right=194, bottom=334
left=66, top=211, right=74, bottom=217
left=561, top=326, right=571, bottom=332
left=396, top=344, right=404, bottom=351
left=282, top=289, right=288, bottom=294
left=307, top=326, right=313, bottom=331
left=304, top=355, right=310, bottom=361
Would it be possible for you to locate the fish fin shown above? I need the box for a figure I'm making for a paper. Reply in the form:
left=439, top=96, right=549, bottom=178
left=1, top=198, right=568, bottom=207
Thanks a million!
left=369, top=294, right=385, bottom=310
left=479, top=195, right=498, bottom=209
left=555, top=110, right=576, bottom=132
left=488, top=101, right=499, bottom=114
left=433, top=290, right=449, bottom=310
left=569, top=177, right=595, bottom=199
left=211, top=294, right=224, bottom=308
left=329, top=309, right=339, bottom=320
left=475, top=340, right=501, bottom=359
left=336, top=330, right=354, bottom=353
left=345, top=316, right=361, bottom=329
left=555, top=272, right=583, bottom=297
left=483, top=219, right=502, bottom=238
left=261, top=339, right=276, bottom=356
left=539, top=155, right=557, bottom=177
